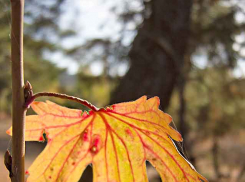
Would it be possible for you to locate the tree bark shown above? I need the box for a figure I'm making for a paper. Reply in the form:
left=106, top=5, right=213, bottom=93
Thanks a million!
left=10, top=0, right=26, bottom=181
left=111, top=0, right=193, bottom=111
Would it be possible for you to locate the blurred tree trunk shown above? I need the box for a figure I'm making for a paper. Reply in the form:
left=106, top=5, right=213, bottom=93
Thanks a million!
left=111, top=0, right=193, bottom=111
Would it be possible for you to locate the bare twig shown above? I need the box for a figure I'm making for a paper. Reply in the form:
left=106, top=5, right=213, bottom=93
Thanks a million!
left=10, top=0, right=26, bottom=181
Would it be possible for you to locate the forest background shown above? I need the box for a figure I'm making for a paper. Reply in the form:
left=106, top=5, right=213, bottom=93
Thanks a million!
left=0, top=0, right=245, bottom=182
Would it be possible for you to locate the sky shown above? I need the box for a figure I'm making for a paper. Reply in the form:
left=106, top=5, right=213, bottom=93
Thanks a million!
left=232, top=2, right=245, bottom=77
left=46, top=0, right=138, bottom=75
left=44, top=0, right=120, bottom=74
left=45, top=0, right=245, bottom=78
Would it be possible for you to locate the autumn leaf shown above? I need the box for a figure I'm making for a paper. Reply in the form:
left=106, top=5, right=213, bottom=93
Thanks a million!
left=7, top=96, right=207, bottom=182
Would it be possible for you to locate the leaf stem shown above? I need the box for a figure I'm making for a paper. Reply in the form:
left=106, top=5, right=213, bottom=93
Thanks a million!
left=25, top=92, right=98, bottom=111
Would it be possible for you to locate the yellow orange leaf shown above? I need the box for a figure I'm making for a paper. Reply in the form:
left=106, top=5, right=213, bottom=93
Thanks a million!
left=7, top=96, right=207, bottom=182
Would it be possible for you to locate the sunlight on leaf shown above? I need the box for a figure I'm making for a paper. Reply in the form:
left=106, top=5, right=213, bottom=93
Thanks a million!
left=7, top=96, right=207, bottom=182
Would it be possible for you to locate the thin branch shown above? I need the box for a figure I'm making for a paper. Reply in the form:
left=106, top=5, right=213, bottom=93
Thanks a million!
left=10, top=0, right=26, bottom=181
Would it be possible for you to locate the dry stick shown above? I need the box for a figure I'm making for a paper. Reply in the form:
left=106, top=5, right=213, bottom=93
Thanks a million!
left=10, top=0, right=26, bottom=182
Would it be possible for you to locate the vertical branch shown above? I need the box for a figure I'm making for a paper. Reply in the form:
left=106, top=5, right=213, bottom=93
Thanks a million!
left=178, top=54, right=191, bottom=140
left=177, top=54, right=196, bottom=164
left=212, top=138, right=221, bottom=179
left=178, top=75, right=187, bottom=140
left=10, top=0, right=26, bottom=182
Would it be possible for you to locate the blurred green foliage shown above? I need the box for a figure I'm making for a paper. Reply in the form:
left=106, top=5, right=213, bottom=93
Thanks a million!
left=169, top=66, right=245, bottom=137
left=0, top=0, right=65, bottom=113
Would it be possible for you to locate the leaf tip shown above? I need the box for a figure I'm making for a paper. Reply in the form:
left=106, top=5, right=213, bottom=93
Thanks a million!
left=178, top=133, right=183, bottom=142
left=198, top=175, right=209, bottom=182
left=153, top=96, right=160, bottom=103
left=6, top=129, right=11, bottom=135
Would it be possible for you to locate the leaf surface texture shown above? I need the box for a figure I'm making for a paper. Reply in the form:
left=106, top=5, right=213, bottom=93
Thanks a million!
left=7, top=96, right=207, bottom=182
